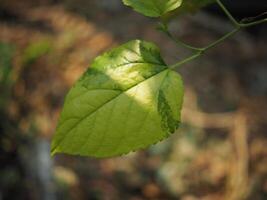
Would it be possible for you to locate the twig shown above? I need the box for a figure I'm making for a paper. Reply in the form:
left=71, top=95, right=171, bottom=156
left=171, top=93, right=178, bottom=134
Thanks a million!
left=160, top=1, right=267, bottom=70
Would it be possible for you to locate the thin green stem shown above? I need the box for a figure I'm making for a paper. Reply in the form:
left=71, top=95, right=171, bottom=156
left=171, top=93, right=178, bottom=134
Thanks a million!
left=169, top=27, right=240, bottom=70
left=164, top=29, right=203, bottom=52
left=170, top=51, right=202, bottom=69
left=216, top=0, right=267, bottom=28
left=167, top=1, right=267, bottom=70
left=158, top=21, right=203, bottom=52
left=216, top=0, right=240, bottom=27
left=203, top=27, right=240, bottom=51
left=239, top=18, right=267, bottom=27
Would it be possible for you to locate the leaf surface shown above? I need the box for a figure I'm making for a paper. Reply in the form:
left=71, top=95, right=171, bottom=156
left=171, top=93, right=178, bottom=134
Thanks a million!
left=51, top=40, right=183, bottom=158
left=159, top=0, right=215, bottom=22
left=122, top=0, right=183, bottom=17
left=178, top=0, right=215, bottom=13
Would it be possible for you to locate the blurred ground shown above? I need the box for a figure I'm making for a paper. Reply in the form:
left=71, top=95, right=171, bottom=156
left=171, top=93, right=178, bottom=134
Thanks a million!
left=0, top=0, right=267, bottom=200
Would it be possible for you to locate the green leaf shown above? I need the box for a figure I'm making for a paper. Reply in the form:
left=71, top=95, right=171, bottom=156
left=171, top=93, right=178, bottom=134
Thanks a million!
left=22, top=39, right=52, bottom=66
left=179, top=0, right=215, bottom=13
left=0, top=42, right=15, bottom=109
left=0, top=42, right=15, bottom=85
left=51, top=40, right=184, bottom=158
left=122, top=0, right=183, bottom=17
left=160, top=0, right=215, bottom=22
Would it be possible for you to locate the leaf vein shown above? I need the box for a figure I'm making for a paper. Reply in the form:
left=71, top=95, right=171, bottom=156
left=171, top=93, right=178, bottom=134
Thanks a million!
left=51, top=69, right=169, bottom=153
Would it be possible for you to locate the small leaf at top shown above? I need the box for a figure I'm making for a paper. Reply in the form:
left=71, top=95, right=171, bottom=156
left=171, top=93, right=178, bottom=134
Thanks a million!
left=122, top=0, right=183, bottom=17
left=160, top=0, right=215, bottom=22
left=178, top=0, right=215, bottom=13
left=51, top=40, right=184, bottom=158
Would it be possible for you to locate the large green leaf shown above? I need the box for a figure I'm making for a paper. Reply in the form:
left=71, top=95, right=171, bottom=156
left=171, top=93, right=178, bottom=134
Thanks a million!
left=51, top=40, right=184, bottom=158
left=122, top=0, right=183, bottom=17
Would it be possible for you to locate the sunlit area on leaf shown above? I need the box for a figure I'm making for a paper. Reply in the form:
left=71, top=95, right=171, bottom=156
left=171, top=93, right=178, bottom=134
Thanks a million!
left=1, top=0, right=267, bottom=199
left=51, top=40, right=183, bottom=157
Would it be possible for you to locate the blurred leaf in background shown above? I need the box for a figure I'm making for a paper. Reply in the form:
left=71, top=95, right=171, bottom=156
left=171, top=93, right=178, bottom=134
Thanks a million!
left=0, top=42, right=15, bottom=109
left=22, top=38, right=52, bottom=67
left=122, top=0, right=183, bottom=17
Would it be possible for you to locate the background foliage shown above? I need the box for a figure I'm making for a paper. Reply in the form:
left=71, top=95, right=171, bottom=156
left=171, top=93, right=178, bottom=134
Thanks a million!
left=0, top=0, right=267, bottom=199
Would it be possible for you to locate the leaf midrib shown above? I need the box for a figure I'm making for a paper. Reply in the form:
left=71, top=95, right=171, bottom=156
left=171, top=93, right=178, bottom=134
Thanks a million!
left=51, top=67, right=170, bottom=154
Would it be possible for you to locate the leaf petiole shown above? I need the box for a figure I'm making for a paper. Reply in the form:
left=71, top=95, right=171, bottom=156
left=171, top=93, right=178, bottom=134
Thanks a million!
left=216, top=0, right=267, bottom=28
left=168, top=1, right=267, bottom=70
left=239, top=18, right=267, bottom=27
left=216, top=0, right=240, bottom=27
left=169, top=51, right=202, bottom=69
left=169, top=27, right=240, bottom=70
left=158, top=18, right=204, bottom=52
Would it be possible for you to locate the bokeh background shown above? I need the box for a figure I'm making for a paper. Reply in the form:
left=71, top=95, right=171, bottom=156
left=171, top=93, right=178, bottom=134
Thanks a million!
left=1, top=0, right=267, bottom=199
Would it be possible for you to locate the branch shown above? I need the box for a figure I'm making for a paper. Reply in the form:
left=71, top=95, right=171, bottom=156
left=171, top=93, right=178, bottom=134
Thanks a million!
left=158, top=22, right=203, bottom=52
left=166, top=1, right=267, bottom=70
left=216, top=0, right=240, bottom=27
